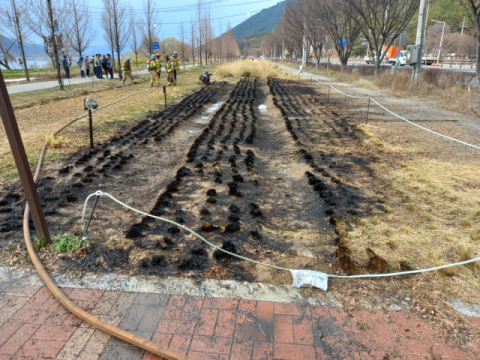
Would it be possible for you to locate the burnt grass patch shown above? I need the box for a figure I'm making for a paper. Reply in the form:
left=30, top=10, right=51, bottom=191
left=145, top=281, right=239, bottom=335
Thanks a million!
left=268, top=78, right=396, bottom=275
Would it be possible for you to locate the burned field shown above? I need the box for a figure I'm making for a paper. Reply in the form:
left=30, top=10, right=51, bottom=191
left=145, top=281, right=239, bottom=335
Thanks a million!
left=1, top=76, right=475, bottom=294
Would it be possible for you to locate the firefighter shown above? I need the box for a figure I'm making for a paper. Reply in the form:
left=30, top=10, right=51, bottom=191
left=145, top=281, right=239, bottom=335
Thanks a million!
left=122, top=57, right=134, bottom=85
left=165, top=54, right=175, bottom=86
left=199, top=70, right=212, bottom=85
left=155, top=53, right=162, bottom=79
left=149, top=54, right=160, bottom=87
left=172, top=51, right=180, bottom=82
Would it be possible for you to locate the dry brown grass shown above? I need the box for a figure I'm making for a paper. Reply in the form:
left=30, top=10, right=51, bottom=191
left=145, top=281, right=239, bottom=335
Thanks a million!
left=217, top=60, right=292, bottom=79
left=0, top=66, right=214, bottom=186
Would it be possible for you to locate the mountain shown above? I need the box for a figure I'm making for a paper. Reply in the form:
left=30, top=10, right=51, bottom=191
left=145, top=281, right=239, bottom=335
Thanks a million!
left=0, top=35, right=48, bottom=60
left=232, top=1, right=285, bottom=40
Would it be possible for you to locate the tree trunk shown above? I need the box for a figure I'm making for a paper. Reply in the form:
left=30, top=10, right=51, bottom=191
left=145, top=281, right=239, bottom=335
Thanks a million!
left=117, top=50, right=122, bottom=80
left=476, top=21, right=480, bottom=84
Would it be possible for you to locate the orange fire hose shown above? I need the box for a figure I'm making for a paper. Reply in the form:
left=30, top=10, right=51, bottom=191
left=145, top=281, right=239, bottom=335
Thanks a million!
left=22, top=109, right=190, bottom=359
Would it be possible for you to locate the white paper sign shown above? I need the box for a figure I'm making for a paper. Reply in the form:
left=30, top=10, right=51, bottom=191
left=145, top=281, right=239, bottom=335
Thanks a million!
left=290, top=269, right=329, bottom=291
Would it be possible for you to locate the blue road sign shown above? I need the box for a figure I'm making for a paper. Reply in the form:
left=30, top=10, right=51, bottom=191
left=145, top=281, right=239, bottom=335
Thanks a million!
left=338, top=38, right=347, bottom=46
left=151, top=42, right=160, bottom=50
left=361, top=42, right=368, bottom=45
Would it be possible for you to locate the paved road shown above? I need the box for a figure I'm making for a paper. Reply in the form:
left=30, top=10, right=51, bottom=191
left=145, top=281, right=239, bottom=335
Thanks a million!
left=6, top=63, right=198, bottom=94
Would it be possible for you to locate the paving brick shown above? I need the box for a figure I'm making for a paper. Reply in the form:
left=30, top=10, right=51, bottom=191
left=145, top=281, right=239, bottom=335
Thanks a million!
left=237, top=300, right=256, bottom=326
left=136, top=306, right=167, bottom=334
left=119, top=303, right=151, bottom=332
left=109, top=292, right=137, bottom=316
left=0, top=324, right=39, bottom=355
left=293, top=316, right=314, bottom=345
left=22, top=287, right=51, bottom=306
left=235, top=324, right=271, bottom=342
left=274, top=315, right=294, bottom=344
left=275, top=302, right=309, bottom=317
left=17, top=339, right=66, bottom=358
left=214, top=310, right=236, bottom=338
left=57, top=327, right=95, bottom=360
left=187, top=350, right=229, bottom=359
left=156, top=319, right=196, bottom=336
left=44, top=306, right=83, bottom=327
left=194, top=308, right=218, bottom=336
left=68, top=289, right=104, bottom=310
left=253, top=341, right=273, bottom=359
left=0, top=297, right=28, bottom=324
left=91, top=291, right=121, bottom=315
left=135, top=293, right=169, bottom=306
left=168, top=335, right=191, bottom=356
left=180, top=297, right=204, bottom=321
left=30, top=325, right=76, bottom=341
left=143, top=352, right=166, bottom=360
left=203, top=297, right=238, bottom=311
left=7, top=308, right=51, bottom=325
left=4, top=284, right=40, bottom=298
left=150, top=332, right=172, bottom=346
left=190, top=336, right=232, bottom=354
left=99, top=339, right=145, bottom=360
left=76, top=329, right=111, bottom=360
left=256, top=302, right=274, bottom=325
left=274, top=343, right=316, bottom=360
left=0, top=322, right=22, bottom=348
left=230, top=339, right=253, bottom=360
left=162, top=295, right=188, bottom=320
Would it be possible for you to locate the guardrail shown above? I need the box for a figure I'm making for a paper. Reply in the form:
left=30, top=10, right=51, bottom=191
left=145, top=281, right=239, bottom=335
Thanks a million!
left=439, top=58, right=476, bottom=69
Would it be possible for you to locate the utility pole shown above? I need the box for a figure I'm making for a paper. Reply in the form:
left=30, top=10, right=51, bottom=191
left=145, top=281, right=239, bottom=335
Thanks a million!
left=10, top=0, right=30, bottom=81
left=0, top=69, right=51, bottom=244
left=414, top=0, right=429, bottom=80
left=461, top=16, right=465, bottom=36
left=47, top=0, right=64, bottom=90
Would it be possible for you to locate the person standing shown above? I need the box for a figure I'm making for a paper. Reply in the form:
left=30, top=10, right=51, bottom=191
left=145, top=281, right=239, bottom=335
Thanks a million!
left=149, top=54, right=160, bottom=87
left=90, top=55, right=96, bottom=77
left=95, top=54, right=104, bottom=79
left=107, top=54, right=114, bottom=79
left=85, top=56, right=90, bottom=77
left=122, top=57, right=134, bottom=85
left=62, top=55, right=70, bottom=79
left=164, top=54, right=175, bottom=86
left=172, top=51, right=180, bottom=83
left=78, top=56, right=85, bottom=77
left=102, top=55, right=108, bottom=78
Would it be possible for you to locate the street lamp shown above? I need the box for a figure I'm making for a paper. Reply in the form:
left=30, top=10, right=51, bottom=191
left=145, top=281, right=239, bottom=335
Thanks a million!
left=431, top=19, right=445, bottom=64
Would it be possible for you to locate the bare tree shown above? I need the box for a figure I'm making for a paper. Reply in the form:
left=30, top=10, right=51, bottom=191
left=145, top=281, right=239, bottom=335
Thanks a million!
left=344, top=0, right=419, bottom=72
left=0, top=38, right=16, bottom=69
left=312, top=0, right=363, bottom=71
left=138, top=0, right=160, bottom=56
left=178, top=23, right=187, bottom=69
left=25, top=0, right=66, bottom=88
left=0, top=0, right=32, bottom=79
left=130, top=9, right=141, bottom=68
left=102, top=0, right=130, bottom=80
left=67, top=0, right=93, bottom=58
left=457, top=0, right=480, bottom=81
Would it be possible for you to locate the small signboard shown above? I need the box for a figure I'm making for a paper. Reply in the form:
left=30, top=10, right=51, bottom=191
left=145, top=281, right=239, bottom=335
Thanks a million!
left=54, top=25, right=60, bottom=35
left=151, top=42, right=160, bottom=50
left=84, top=98, right=99, bottom=110
left=361, top=42, right=368, bottom=45
left=338, top=38, right=347, bottom=46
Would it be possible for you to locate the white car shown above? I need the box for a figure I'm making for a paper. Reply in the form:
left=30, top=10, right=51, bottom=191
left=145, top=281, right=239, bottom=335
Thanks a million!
left=389, top=51, right=407, bottom=66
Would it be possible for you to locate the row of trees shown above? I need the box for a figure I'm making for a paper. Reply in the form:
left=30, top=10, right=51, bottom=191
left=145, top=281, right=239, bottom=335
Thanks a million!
left=0, top=0, right=240, bottom=83
left=262, top=0, right=480, bottom=80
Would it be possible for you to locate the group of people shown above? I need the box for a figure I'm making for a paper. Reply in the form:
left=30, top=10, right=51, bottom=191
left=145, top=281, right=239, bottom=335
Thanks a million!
left=141, top=51, right=180, bottom=87
left=77, top=54, right=114, bottom=79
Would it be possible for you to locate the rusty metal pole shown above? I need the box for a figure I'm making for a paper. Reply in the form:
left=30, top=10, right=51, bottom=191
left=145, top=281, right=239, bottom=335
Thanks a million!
left=88, top=109, right=94, bottom=149
left=0, top=69, right=51, bottom=244
left=163, top=85, right=167, bottom=109
left=366, top=97, right=371, bottom=124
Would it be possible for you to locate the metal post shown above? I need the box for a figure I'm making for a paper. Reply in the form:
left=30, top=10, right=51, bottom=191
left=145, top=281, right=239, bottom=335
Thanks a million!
left=163, top=85, right=167, bottom=109
left=88, top=109, right=94, bottom=149
left=327, top=84, right=330, bottom=102
left=366, top=97, right=371, bottom=124
left=414, top=0, right=429, bottom=80
left=0, top=69, right=51, bottom=244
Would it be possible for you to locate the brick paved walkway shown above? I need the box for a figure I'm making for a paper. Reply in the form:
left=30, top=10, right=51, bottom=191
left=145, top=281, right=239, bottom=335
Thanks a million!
left=1, top=283, right=479, bottom=359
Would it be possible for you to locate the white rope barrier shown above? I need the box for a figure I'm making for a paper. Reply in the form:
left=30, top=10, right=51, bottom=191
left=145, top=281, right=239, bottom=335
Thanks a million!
left=81, top=191, right=480, bottom=291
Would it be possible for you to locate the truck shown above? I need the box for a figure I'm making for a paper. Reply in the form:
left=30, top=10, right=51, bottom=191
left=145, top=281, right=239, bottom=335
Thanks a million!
left=389, top=50, right=407, bottom=66
left=364, top=46, right=404, bottom=65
